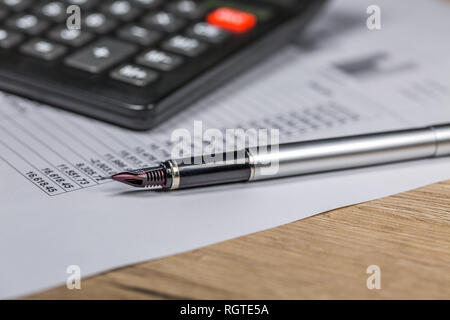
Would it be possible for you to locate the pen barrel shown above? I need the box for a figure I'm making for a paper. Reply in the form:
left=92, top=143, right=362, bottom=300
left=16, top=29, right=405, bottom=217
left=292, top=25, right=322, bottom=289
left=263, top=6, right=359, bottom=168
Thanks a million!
left=434, top=124, right=450, bottom=156
left=248, top=125, right=450, bottom=181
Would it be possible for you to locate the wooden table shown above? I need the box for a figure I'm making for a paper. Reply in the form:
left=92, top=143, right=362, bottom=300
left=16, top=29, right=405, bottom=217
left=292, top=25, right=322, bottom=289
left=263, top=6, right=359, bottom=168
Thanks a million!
left=29, top=180, right=450, bottom=299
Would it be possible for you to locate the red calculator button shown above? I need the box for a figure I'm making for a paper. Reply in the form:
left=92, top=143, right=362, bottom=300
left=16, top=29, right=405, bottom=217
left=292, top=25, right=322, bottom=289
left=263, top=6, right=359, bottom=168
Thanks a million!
left=207, top=7, right=257, bottom=33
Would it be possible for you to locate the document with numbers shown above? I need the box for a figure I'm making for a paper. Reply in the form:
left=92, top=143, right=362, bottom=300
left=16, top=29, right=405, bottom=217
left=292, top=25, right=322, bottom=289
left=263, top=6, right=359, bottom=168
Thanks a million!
left=1, top=0, right=450, bottom=298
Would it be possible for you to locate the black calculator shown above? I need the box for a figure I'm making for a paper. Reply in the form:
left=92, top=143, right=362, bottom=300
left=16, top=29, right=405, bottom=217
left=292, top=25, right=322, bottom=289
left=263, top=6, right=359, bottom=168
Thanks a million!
left=0, top=0, right=326, bottom=130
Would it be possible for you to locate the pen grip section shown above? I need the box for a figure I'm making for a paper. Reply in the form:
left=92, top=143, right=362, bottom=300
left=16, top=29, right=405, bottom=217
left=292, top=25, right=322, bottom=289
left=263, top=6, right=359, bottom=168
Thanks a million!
left=166, top=151, right=252, bottom=190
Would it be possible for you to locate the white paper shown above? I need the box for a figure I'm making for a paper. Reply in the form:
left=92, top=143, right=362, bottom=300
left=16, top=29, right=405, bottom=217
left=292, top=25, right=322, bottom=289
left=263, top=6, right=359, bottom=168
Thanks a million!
left=1, top=0, right=450, bottom=298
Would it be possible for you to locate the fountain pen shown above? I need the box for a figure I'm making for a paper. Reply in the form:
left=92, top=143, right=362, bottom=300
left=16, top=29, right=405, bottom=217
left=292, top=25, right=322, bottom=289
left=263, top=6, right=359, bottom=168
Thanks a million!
left=111, top=124, right=450, bottom=190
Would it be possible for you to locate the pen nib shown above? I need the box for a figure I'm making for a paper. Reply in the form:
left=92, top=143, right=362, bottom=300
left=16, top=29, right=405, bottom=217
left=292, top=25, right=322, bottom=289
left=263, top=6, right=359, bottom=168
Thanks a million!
left=111, top=167, right=166, bottom=189
left=111, top=172, right=145, bottom=187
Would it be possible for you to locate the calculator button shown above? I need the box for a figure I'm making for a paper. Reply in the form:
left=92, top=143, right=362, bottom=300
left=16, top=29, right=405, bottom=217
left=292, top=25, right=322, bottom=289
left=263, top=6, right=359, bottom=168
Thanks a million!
left=6, top=14, right=50, bottom=35
left=110, top=64, right=158, bottom=87
left=131, top=0, right=161, bottom=9
left=47, top=26, right=95, bottom=47
left=34, top=1, right=67, bottom=23
left=101, top=1, right=140, bottom=22
left=136, top=49, right=183, bottom=71
left=162, top=35, right=207, bottom=57
left=83, top=13, right=118, bottom=34
left=207, top=7, right=257, bottom=33
left=0, top=0, right=32, bottom=11
left=65, top=37, right=137, bottom=74
left=142, top=11, right=186, bottom=33
left=20, top=38, right=68, bottom=61
left=117, top=24, right=162, bottom=46
left=64, top=0, right=98, bottom=10
left=187, top=22, right=229, bottom=44
left=0, top=28, right=23, bottom=49
left=167, top=0, right=207, bottom=20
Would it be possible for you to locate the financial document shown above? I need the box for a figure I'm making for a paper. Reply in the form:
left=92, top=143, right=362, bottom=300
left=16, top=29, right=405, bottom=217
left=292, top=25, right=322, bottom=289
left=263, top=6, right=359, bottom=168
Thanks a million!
left=1, top=0, right=450, bottom=298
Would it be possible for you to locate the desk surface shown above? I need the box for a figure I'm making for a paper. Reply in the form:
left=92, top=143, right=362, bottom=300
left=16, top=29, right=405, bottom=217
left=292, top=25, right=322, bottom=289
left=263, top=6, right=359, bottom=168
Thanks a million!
left=29, top=180, right=450, bottom=299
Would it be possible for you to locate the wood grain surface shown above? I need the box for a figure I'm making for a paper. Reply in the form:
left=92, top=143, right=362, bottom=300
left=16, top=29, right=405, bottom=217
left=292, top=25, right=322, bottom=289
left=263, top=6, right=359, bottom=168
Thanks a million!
left=28, top=180, right=450, bottom=299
